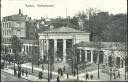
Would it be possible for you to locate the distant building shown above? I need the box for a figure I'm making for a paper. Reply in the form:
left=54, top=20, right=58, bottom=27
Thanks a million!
left=26, top=19, right=37, bottom=39
left=1, top=9, right=27, bottom=43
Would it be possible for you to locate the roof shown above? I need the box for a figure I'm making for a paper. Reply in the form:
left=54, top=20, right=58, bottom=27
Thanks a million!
left=76, top=41, right=127, bottom=50
left=40, top=27, right=89, bottom=33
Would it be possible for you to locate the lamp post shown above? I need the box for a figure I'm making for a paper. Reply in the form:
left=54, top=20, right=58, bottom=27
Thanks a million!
left=98, top=51, right=100, bottom=79
left=73, top=35, right=79, bottom=82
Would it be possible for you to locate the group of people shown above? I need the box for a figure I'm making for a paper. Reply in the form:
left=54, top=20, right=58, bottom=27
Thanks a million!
left=38, top=71, right=43, bottom=79
left=57, top=66, right=69, bottom=78
left=1, top=62, right=5, bottom=69
left=85, top=73, right=94, bottom=80
left=57, top=67, right=64, bottom=76
left=14, top=68, right=28, bottom=77
left=113, top=70, right=120, bottom=79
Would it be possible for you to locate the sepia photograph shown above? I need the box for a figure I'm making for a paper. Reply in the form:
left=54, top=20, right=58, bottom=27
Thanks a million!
left=1, top=0, right=127, bottom=82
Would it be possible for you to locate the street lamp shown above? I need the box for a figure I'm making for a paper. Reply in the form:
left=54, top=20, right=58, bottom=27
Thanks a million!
left=73, top=35, right=79, bottom=82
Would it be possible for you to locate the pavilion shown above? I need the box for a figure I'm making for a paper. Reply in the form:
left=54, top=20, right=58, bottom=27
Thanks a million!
left=38, top=27, right=90, bottom=61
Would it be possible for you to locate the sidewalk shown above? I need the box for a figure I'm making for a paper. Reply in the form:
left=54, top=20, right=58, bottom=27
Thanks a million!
left=1, top=63, right=103, bottom=81
left=21, top=63, right=99, bottom=81
left=1, top=68, right=47, bottom=81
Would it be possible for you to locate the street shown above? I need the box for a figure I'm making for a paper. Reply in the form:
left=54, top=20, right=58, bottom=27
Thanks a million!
left=1, top=71, right=31, bottom=82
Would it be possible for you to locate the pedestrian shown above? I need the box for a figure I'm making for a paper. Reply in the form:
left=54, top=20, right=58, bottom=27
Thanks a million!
left=18, top=70, right=21, bottom=78
left=2, top=62, right=4, bottom=69
left=73, top=70, right=76, bottom=77
left=67, top=73, right=69, bottom=78
left=25, top=70, right=28, bottom=77
left=63, top=66, right=65, bottom=71
left=60, top=68, right=62, bottom=74
left=117, top=71, right=120, bottom=78
left=61, top=70, right=63, bottom=76
left=38, top=72, right=40, bottom=79
left=58, top=68, right=61, bottom=74
left=90, top=75, right=93, bottom=80
left=22, top=69, right=24, bottom=76
left=58, top=68, right=60, bottom=75
left=15, top=70, right=17, bottom=76
left=40, top=71, right=43, bottom=79
left=42, top=65, right=44, bottom=71
left=57, top=76, right=60, bottom=82
left=6, top=65, right=8, bottom=70
left=113, top=72, right=116, bottom=79
left=14, top=69, right=16, bottom=76
left=86, top=73, right=89, bottom=80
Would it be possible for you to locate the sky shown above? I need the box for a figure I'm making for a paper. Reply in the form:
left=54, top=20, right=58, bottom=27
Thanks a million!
left=1, top=0, right=127, bottom=19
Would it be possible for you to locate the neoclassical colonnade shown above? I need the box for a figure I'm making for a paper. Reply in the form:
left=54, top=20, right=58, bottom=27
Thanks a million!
left=73, top=49, right=104, bottom=64
left=38, top=27, right=91, bottom=61
left=40, top=39, right=73, bottom=61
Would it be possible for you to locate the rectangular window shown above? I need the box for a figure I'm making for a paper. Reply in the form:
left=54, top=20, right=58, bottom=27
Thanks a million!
left=81, top=50, right=85, bottom=61
left=24, top=46, right=25, bottom=52
left=9, top=22, right=11, bottom=27
left=17, top=30, right=21, bottom=36
left=5, top=23, right=6, bottom=28
left=87, top=50, right=91, bottom=62
left=3, top=31, right=4, bottom=35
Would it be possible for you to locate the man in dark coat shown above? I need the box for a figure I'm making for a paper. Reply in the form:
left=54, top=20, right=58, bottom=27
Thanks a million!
left=25, top=70, right=28, bottom=77
left=61, top=70, right=63, bottom=76
left=117, top=71, right=120, bottom=78
left=42, top=65, right=44, bottom=71
left=22, top=69, right=24, bottom=76
left=86, top=73, right=89, bottom=80
left=67, top=73, right=69, bottom=78
left=90, top=75, right=93, bottom=80
left=57, top=76, right=60, bottom=82
left=73, top=71, right=76, bottom=77
left=63, top=66, right=65, bottom=71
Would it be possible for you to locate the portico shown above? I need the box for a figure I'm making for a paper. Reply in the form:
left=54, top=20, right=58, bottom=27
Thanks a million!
left=38, top=27, right=90, bottom=61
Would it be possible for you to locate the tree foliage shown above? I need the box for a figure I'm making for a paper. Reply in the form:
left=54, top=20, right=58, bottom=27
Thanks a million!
left=50, top=8, right=127, bottom=42
left=11, top=35, right=23, bottom=65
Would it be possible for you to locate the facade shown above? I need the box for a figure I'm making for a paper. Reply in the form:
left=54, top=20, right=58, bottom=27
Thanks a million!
left=1, top=9, right=27, bottom=43
left=1, top=40, right=39, bottom=57
left=76, top=42, right=127, bottom=68
left=38, top=26, right=90, bottom=61
left=26, top=19, right=37, bottom=39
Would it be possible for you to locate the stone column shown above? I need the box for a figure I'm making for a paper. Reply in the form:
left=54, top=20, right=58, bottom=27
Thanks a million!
left=85, top=50, right=87, bottom=61
left=28, top=45, right=29, bottom=54
left=41, top=40, right=44, bottom=58
left=54, top=39, right=57, bottom=61
left=91, top=50, right=93, bottom=63
left=79, top=50, right=81, bottom=61
left=63, top=39, right=66, bottom=61
left=46, top=39, right=49, bottom=56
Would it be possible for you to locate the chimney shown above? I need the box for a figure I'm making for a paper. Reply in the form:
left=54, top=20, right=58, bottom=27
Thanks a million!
left=19, top=9, right=22, bottom=15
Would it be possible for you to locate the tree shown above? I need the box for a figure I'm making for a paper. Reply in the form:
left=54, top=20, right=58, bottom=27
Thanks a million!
left=103, top=14, right=127, bottom=42
left=33, top=33, right=40, bottom=66
left=66, top=48, right=77, bottom=73
left=11, top=35, right=23, bottom=78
